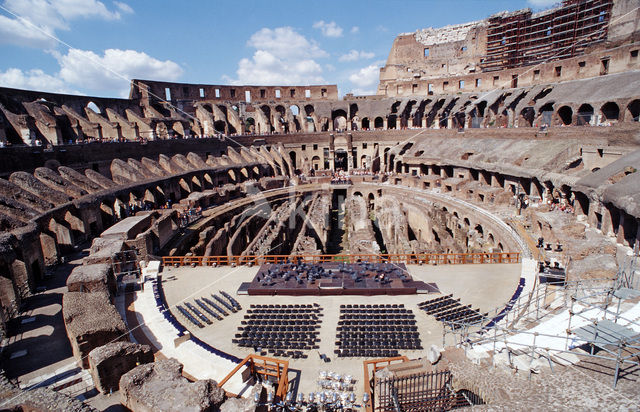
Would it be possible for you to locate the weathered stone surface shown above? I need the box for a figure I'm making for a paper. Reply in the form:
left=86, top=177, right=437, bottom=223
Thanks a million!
left=88, top=341, right=153, bottom=394
left=119, top=358, right=226, bottom=412
left=62, top=291, right=128, bottom=368
left=220, top=383, right=261, bottom=412
left=0, top=371, right=97, bottom=412
left=66, top=262, right=115, bottom=295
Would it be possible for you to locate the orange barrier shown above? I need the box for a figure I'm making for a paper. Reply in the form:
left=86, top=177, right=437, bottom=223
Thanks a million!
left=217, top=354, right=289, bottom=399
left=162, top=252, right=521, bottom=267
left=362, top=356, right=410, bottom=412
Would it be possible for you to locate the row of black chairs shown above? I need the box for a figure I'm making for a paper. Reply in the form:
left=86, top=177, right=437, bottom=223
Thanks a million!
left=335, top=306, right=421, bottom=357
left=338, top=320, right=416, bottom=327
left=418, top=295, right=486, bottom=328
left=336, top=349, right=400, bottom=358
left=340, top=308, right=412, bottom=314
left=249, top=303, right=320, bottom=309
left=236, top=304, right=323, bottom=352
left=340, top=304, right=405, bottom=309
left=178, top=291, right=239, bottom=328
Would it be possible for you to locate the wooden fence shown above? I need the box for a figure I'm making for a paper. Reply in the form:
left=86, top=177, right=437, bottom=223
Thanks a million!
left=162, top=252, right=520, bottom=267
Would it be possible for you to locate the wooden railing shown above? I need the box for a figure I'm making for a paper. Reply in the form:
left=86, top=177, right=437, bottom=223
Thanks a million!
left=362, top=356, right=409, bottom=412
left=218, top=354, right=289, bottom=400
left=162, top=252, right=521, bottom=267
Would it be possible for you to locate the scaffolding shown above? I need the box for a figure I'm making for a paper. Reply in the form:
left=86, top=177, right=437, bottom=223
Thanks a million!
left=482, top=0, right=613, bottom=71
left=442, top=252, right=640, bottom=388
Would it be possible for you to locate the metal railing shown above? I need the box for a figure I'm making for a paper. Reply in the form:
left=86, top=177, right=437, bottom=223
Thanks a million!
left=162, top=252, right=521, bottom=267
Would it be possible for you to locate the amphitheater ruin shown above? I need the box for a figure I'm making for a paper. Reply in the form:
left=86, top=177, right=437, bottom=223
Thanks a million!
left=0, top=0, right=640, bottom=410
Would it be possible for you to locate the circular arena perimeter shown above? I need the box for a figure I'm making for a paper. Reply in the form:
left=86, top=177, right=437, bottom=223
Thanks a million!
left=131, top=184, right=526, bottom=399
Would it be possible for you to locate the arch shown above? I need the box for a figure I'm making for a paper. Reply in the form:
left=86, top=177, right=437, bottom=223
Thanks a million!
left=311, top=155, right=321, bottom=171
left=178, top=178, right=191, bottom=198
left=520, top=107, right=535, bottom=127
left=353, top=191, right=363, bottom=197
left=577, top=104, right=594, bottom=125
left=289, top=151, right=297, bottom=171
left=244, top=117, right=255, bottom=134
left=374, top=117, right=384, bottom=129
left=332, top=109, right=348, bottom=131
left=86, top=101, right=101, bottom=114
left=487, top=233, right=495, bottom=245
left=600, top=102, right=619, bottom=121
left=538, top=102, right=554, bottom=118
left=463, top=217, right=470, bottom=227
left=626, top=99, right=640, bottom=121
left=361, top=117, right=370, bottom=130
left=289, top=105, right=300, bottom=116
left=191, top=175, right=202, bottom=192
left=474, top=224, right=484, bottom=235
left=557, top=105, right=573, bottom=125
left=367, top=193, right=375, bottom=211
left=388, top=115, right=397, bottom=130
left=227, top=169, right=237, bottom=183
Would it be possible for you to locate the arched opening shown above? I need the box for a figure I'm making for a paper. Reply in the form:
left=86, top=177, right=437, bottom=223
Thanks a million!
left=520, top=107, right=535, bottom=127
left=227, top=169, right=237, bottom=183
left=387, top=115, right=397, bottom=130
left=86, top=101, right=101, bottom=114
left=538, top=102, right=554, bottom=126
left=191, top=176, right=202, bottom=192
left=374, top=117, right=384, bottom=129
left=289, top=151, right=297, bottom=171
left=311, top=155, right=321, bottom=171
left=361, top=117, right=370, bottom=130
left=474, top=224, right=484, bottom=236
left=557, top=106, right=573, bottom=125
left=332, top=109, right=348, bottom=131
left=214, top=120, right=226, bottom=133
left=463, top=217, right=470, bottom=226
left=627, top=99, right=640, bottom=121
left=245, top=117, right=255, bottom=134
left=367, top=193, right=375, bottom=211
left=600, top=102, right=619, bottom=122
left=577, top=104, right=594, bottom=126
left=360, top=155, right=368, bottom=169
left=289, top=105, right=300, bottom=116
left=178, top=178, right=191, bottom=198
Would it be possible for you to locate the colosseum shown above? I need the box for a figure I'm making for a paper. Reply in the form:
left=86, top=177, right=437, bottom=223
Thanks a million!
left=0, top=0, right=639, bottom=410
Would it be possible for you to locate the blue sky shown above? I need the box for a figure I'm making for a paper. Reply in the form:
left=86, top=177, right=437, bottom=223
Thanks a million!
left=0, top=0, right=558, bottom=98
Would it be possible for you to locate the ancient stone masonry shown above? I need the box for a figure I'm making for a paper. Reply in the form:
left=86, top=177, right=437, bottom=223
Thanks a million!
left=378, top=0, right=640, bottom=97
left=345, top=194, right=381, bottom=254
left=88, top=342, right=154, bottom=394
left=292, top=192, right=331, bottom=255
left=119, top=358, right=226, bottom=412
left=62, top=291, right=128, bottom=368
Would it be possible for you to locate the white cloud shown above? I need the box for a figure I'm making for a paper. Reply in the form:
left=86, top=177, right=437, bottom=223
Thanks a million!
left=312, top=20, right=343, bottom=38
left=339, top=50, right=375, bottom=62
left=226, top=27, right=327, bottom=85
left=0, top=47, right=182, bottom=97
left=114, top=1, right=134, bottom=14
left=348, top=62, right=383, bottom=88
left=527, top=0, right=558, bottom=7
left=350, top=26, right=359, bottom=34
left=58, top=48, right=183, bottom=95
left=349, top=88, right=377, bottom=96
left=0, top=0, right=129, bottom=49
left=249, top=27, right=328, bottom=59
left=0, top=68, right=74, bottom=93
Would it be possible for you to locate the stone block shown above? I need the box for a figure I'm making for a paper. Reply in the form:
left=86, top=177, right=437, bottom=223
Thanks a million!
left=88, top=342, right=153, bottom=394
left=119, top=358, right=226, bottom=412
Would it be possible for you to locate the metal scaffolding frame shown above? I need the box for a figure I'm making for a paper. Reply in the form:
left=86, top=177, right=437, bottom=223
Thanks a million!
left=442, top=252, right=640, bottom=387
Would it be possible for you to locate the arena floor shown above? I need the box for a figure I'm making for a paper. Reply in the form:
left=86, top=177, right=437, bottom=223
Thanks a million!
left=158, top=262, right=521, bottom=398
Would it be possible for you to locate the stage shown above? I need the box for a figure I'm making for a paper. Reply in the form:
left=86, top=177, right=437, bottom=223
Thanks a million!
left=239, top=262, right=439, bottom=296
